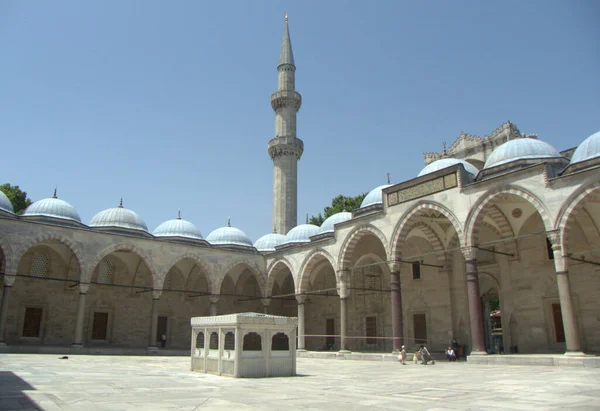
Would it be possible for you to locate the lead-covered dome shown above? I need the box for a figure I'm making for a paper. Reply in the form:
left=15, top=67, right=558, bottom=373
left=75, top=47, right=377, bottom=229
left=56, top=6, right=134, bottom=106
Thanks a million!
left=0, top=190, right=14, bottom=213
left=254, top=232, right=286, bottom=251
left=484, top=138, right=561, bottom=169
left=319, top=211, right=352, bottom=233
left=360, top=184, right=392, bottom=208
left=22, top=191, right=81, bottom=222
left=418, top=158, right=479, bottom=177
left=153, top=212, right=203, bottom=240
left=283, top=223, right=320, bottom=244
left=90, top=199, right=148, bottom=232
left=570, top=131, right=600, bottom=164
left=206, top=219, right=253, bottom=247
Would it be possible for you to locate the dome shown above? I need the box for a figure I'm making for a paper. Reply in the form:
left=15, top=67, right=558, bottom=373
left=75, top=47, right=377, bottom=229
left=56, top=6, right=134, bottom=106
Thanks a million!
left=283, top=223, right=320, bottom=244
left=319, top=211, right=352, bottom=233
left=484, top=138, right=562, bottom=169
left=153, top=212, right=203, bottom=240
left=206, top=220, right=253, bottom=247
left=254, top=233, right=286, bottom=251
left=0, top=190, right=14, bottom=213
left=22, top=192, right=81, bottom=222
left=360, top=184, right=392, bottom=208
left=418, top=158, right=479, bottom=177
left=90, top=200, right=148, bottom=232
left=570, top=130, right=600, bottom=164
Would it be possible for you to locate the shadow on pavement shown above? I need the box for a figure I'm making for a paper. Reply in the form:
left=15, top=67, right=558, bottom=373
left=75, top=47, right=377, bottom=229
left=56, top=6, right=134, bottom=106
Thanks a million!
left=0, top=371, right=41, bottom=410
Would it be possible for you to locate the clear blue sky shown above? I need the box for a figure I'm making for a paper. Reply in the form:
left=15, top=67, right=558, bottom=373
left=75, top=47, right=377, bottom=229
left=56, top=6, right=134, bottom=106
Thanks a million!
left=1, top=0, right=598, bottom=242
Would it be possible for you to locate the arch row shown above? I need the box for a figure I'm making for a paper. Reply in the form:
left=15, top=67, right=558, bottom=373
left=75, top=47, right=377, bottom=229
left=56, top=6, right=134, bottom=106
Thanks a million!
left=265, top=257, right=295, bottom=297
left=556, top=182, right=600, bottom=253
left=161, top=252, right=215, bottom=293
left=13, top=233, right=85, bottom=276
left=213, top=259, right=267, bottom=298
left=402, top=221, right=446, bottom=266
left=338, top=225, right=389, bottom=271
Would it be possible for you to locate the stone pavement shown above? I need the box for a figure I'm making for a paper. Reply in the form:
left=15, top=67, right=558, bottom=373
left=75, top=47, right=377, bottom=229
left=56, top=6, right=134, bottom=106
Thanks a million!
left=1, top=354, right=599, bottom=410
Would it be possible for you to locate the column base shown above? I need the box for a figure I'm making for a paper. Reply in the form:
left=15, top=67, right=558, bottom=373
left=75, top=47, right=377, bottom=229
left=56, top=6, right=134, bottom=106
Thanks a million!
left=71, top=344, right=84, bottom=349
left=336, top=350, right=351, bottom=356
left=564, top=351, right=586, bottom=357
left=147, top=346, right=159, bottom=354
left=468, top=350, right=488, bottom=355
left=296, top=348, right=307, bottom=353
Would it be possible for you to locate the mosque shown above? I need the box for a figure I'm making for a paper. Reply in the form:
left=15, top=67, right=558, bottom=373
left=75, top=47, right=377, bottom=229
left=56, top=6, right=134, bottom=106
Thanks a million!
left=0, top=17, right=599, bottom=357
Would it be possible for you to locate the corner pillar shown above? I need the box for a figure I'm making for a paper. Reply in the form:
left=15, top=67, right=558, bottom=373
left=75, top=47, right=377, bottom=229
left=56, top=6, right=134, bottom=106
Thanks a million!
left=463, top=248, right=486, bottom=355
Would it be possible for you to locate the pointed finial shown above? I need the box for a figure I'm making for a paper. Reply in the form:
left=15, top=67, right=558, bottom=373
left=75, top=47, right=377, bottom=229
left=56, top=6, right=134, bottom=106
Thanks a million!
left=52, top=187, right=57, bottom=199
left=227, top=216, right=231, bottom=227
left=273, top=224, right=277, bottom=234
left=442, top=141, right=447, bottom=156
left=306, top=213, right=309, bottom=224
left=387, top=172, right=391, bottom=184
left=119, top=197, right=123, bottom=208
left=177, top=209, right=181, bottom=220
left=285, top=12, right=288, bottom=22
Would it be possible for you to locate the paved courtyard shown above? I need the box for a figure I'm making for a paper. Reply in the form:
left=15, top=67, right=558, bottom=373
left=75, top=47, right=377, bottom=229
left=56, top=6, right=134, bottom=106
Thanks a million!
left=1, top=354, right=599, bottom=410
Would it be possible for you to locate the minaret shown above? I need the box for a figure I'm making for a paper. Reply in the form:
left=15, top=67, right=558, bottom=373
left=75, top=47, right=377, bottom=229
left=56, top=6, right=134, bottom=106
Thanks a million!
left=268, top=13, right=303, bottom=235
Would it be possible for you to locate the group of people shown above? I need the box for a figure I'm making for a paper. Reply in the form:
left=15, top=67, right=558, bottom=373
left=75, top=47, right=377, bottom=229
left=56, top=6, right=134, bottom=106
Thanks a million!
left=397, top=340, right=461, bottom=365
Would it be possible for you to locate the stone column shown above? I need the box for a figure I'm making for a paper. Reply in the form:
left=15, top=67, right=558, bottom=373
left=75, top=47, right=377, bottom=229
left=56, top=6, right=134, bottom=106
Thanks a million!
left=261, top=298, right=271, bottom=314
left=389, top=262, right=403, bottom=353
left=148, top=290, right=161, bottom=349
left=0, top=273, right=16, bottom=345
left=72, top=283, right=90, bottom=347
left=296, top=295, right=306, bottom=351
left=209, top=295, right=219, bottom=316
left=463, top=248, right=486, bottom=355
left=550, top=235, right=584, bottom=355
left=338, top=270, right=351, bottom=353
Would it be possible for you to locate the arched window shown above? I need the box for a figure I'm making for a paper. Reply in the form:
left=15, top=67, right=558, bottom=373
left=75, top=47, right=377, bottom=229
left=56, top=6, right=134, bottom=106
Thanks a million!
left=31, top=252, right=49, bottom=278
left=97, top=260, right=114, bottom=284
left=224, top=332, right=235, bottom=350
left=163, top=272, right=172, bottom=290
left=243, top=332, right=262, bottom=351
left=196, top=332, right=204, bottom=349
left=209, top=332, right=218, bottom=349
left=271, top=332, right=289, bottom=351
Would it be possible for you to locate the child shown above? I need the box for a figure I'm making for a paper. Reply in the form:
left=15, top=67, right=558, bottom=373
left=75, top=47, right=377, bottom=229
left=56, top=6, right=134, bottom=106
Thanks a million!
left=398, top=345, right=407, bottom=365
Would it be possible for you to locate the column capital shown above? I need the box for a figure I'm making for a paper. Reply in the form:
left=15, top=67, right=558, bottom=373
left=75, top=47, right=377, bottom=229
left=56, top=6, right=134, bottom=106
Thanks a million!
left=152, top=290, right=162, bottom=300
left=546, top=230, right=562, bottom=248
left=295, top=294, right=307, bottom=304
left=261, top=298, right=271, bottom=307
left=209, top=295, right=220, bottom=304
left=337, top=269, right=351, bottom=299
left=78, top=283, right=90, bottom=294
left=388, top=260, right=401, bottom=273
left=461, top=247, right=477, bottom=261
left=2, top=273, right=16, bottom=287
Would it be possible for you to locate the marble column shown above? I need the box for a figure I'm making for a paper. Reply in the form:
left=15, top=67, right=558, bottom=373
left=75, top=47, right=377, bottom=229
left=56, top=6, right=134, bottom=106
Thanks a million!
left=0, top=273, right=16, bottom=345
left=148, top=290, right=161, bottom=348
left=389, top=262, right=403, bottom=353
left=72, top=283, right=90, bottom=347
left=296, top=295, right=306, bottom=351
left=338, top=270, right=351, bottom=353
left=261, top=298, right=271, bottom=314
left=550, top=235, right=584, bottom=355
left=463, top=248, right=486, bottom=355
left=209, top=295, right=219, bottom=316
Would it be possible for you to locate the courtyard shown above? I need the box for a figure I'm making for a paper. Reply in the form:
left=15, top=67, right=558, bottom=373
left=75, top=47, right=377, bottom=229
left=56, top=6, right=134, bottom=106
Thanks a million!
left=0, top=354, right=599, bottom=410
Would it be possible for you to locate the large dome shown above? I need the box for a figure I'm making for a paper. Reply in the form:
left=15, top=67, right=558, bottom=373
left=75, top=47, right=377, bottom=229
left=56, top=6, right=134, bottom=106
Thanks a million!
left=254, top=233, right=286, bottom=251
left=153, top=213, right=203, bottom=240
left=319, top=211, right=352, bottom=233
left=282, top=223, right=320, bottom=244
left=22, top=192, right=81, bottom=222
left=360, top=184, right=392, bottom=208
left=0, top=190, right=14, bottom=213
left=206, top=220, right=253, bottom=247
left=570, top=130, right=600, bottom=164
left=484, top=138, right=561, bottom=169
left=418, top=158, right=479, bottom=177
left=90, top=200, right=148, bottom=232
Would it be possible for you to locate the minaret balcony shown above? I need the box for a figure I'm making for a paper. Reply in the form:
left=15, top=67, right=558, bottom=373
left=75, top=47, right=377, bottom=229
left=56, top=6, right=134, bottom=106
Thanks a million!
left=268, top=136, right=304, bottom=160
left=271, top=90, right=302, bottom=111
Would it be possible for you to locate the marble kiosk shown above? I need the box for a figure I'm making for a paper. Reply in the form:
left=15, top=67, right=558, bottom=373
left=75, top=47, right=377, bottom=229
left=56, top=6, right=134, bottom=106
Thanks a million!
left=190, top=313, right=298, bottom=378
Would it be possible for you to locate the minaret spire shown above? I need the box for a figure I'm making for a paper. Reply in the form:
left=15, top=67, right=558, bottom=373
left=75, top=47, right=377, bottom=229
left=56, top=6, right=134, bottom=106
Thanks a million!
left=268, top=15, right=304, bottom=235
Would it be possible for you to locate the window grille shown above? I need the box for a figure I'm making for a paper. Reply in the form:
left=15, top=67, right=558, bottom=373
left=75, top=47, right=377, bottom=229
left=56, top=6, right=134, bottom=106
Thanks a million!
left=31, top=252, right=49, bottom=278
left=163, top=273, right=172, bottom=290
left=224, top=332, right=235, bottom=350
left=97, top=260, right=114, bottom=284
left=271, top=332, right=289, bottom=351
left=412, top=262, right=421, bottom=280
left=243, top=332, right=262, bottom=351
left=209, top=332, right=218, bottom=349
left=196, top=332, right=205, bottom=349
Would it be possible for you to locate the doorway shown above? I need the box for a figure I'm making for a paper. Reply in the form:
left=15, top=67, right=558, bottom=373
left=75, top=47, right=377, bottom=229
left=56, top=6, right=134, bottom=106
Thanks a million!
left=156, top=316, right=168, bottom=346
left=326, top=318, right=335, bottom=350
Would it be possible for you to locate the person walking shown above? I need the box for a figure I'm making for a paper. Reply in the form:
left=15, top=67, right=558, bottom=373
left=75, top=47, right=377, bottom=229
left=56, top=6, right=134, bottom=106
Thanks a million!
left=161, top=333, right=167, bottom=348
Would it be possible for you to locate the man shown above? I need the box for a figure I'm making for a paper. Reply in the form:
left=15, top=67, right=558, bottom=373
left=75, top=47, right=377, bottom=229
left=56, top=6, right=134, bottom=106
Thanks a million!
left=161, top=334, right=167, bottom=348
left=420, top=345, right=435, bottom=365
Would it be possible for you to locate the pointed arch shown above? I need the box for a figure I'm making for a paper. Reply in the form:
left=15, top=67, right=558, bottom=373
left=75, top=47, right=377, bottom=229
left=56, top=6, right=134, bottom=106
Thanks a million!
left=216, top=260, right=266, bottom=298
left=266, top=257, right=295, bottom=296
left=465, top=185, right=553, bottom=248
left=14, top=232, right=84, bottom=280
left=403, top=221, right=446, bottom=266
left=0, top=233, right=14, bottom=276
left=555, top=182, right=600, bottom=252
left=485, top=205, right=518, bottom=257
left=338, top=224, right=388, bottom=271
left=297, top=249, right=336, bottom=294
left=162, top=253, right=214, bottom=293
left=390, top=201, right=463, bottom=260
left=87, top=242, right=157, bottom=285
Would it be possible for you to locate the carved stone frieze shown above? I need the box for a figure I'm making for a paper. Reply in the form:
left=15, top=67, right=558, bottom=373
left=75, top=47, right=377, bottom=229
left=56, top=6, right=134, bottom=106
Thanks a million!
left=268, top=136, right=304, bottom=160
left=270, top=90, right=302, bottom=111
left=387, top=172, right=457, bottom=207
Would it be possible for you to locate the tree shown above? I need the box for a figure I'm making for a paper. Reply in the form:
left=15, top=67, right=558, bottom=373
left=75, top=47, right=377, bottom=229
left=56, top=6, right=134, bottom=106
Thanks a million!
left=309, top=193, right=367, bottom=226
left=0, top=184, right=32, bottom=214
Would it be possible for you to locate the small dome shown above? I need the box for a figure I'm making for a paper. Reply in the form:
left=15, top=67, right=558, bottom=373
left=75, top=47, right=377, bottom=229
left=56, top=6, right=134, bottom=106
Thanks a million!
left=319, top=211, right=352, bottom=233
left=570, top=131, right=600, bottom=164
left=360, top=184, right=392, bottom=208
left=0, top=190, right=14, bottom=213
left=418, top=158, right=479, bottom=177
left=153, top=213, right=203, bottom=240
left=283, top=223, right=320, bottom=244
left=484, top=138, right=562, bottom=169
left=90, top=200, right=148, bottom=232
left=206, top=220, right=252, bottom=247
left=254, top=233, right=286, bottom=251
left=22, top=192, right=81, bottom=222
